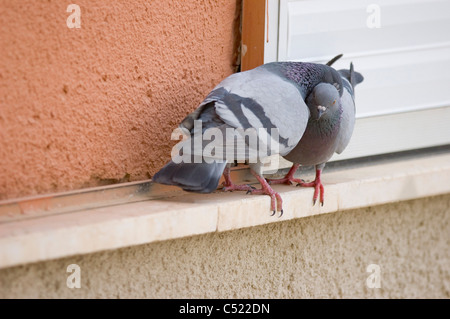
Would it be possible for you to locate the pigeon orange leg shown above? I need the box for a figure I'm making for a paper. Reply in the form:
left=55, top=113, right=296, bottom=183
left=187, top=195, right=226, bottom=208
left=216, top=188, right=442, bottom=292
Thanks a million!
left=296, top=167, right=324, bottom=206
left=221, top=166, right=255, bottom=192
left=222, top=167, right=282, bottom=216
left=246, top=170, right=283, bottom=217
left=266, top=163, right=303, bottom=185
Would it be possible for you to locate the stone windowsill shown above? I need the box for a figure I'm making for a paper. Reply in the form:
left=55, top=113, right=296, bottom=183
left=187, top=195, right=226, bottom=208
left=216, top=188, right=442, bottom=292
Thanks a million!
left=0, top=148, right=449, bottom=270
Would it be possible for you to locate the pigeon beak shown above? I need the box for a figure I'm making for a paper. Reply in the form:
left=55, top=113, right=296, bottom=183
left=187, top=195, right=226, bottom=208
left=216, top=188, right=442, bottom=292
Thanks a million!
left=317, top=105, right=327, bottom=119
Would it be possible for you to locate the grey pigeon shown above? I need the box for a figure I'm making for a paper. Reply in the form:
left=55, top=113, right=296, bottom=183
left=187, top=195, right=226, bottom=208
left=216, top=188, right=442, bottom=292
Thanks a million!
left=269, top=60, right=364, bottom=205
left=152, top=61, right=344, bottom=214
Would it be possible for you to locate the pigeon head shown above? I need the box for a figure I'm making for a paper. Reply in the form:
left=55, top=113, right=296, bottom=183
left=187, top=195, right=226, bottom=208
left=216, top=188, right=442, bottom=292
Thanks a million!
left=308, top=83, right=340, bottom=120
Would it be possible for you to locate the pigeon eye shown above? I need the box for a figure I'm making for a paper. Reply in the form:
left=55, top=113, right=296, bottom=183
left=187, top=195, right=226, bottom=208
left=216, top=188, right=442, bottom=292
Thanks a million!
left=332, top=100, right=336, bottom=105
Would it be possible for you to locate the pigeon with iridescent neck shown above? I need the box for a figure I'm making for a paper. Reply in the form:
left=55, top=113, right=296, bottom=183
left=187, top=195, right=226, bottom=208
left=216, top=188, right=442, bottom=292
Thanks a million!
left=269, top=60, right=364, bottom=205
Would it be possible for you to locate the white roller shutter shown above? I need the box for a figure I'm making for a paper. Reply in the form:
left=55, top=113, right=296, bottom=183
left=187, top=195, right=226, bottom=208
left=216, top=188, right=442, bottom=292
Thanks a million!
left=263, top=0, right=450, bottom=162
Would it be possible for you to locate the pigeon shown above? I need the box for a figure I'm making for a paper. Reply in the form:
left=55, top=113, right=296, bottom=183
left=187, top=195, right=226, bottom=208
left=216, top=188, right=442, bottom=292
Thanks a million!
left=152, top=61, right=344, bottom=215
left=268, top=59, right=364, bottom=205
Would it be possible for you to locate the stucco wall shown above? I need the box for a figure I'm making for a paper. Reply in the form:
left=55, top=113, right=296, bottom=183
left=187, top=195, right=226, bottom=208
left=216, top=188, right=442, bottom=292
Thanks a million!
left=0, top=0, right=240, bottom=200
left=1, top=194, right=449, bottom=299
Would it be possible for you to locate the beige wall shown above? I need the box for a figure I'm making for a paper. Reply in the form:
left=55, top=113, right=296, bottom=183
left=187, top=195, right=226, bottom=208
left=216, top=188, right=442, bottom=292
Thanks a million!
left=0, top=0, right=240, bottom=200
left=1, top=194, right=449, bottom=298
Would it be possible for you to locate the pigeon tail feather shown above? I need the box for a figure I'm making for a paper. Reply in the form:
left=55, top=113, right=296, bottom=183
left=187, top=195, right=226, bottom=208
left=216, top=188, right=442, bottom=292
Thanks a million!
left=152, top=160, right=227, bottom=193
left=349, top=62, right=364, bottom=87
left=326, top=54, right=343, bottom=66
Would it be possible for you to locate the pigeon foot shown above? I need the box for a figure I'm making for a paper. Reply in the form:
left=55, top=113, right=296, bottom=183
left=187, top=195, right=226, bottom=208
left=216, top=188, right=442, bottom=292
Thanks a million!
left=222, top=183, right=256, bottom=192
left=267, top=176, right=304, bottom=185
left=221, top=166, right=256, bottom=192
left=249, top=171, right=283, bottom=217
left=221, top=166, right=283, bottom=216
left=266, top=164, right=302, bottom=186
left=296, top=168, right=324, bottom=206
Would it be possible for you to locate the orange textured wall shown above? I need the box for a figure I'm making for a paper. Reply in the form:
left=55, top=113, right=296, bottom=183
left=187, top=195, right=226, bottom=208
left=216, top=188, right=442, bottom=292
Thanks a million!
left=0, top=0, right=240, bottom=200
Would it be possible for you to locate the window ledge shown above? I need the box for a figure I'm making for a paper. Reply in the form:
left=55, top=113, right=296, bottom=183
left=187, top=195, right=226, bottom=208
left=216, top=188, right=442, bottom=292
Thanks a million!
left=1, top=150, right=450, bottom=269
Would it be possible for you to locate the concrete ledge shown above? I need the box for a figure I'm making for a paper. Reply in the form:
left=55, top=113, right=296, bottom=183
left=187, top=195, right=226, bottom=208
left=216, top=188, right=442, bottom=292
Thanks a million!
left=1, top=151, right=450, bottom=269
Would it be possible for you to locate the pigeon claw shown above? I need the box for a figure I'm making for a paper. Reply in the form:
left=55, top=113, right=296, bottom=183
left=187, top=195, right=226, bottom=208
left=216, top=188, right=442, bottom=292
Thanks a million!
left=241, top=185, right=256, bottom=194
left=250, top=172, right=284, bottom=216
left=247, top=187, right=283, bottom=215
left=295, top=180, right=306, bottom=186
left=312, top=197, right=324, bottom=206
left=297, top=179, right=325, bottom=207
